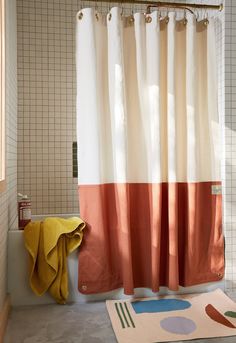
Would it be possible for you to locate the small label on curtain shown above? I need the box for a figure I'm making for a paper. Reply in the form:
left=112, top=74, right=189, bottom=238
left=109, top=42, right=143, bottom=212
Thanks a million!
left=211, top=185, right=222, bottom=195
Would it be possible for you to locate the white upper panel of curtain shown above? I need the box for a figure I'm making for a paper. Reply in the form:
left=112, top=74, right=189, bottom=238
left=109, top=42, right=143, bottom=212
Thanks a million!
left=76, top=7, right=221, bottom=185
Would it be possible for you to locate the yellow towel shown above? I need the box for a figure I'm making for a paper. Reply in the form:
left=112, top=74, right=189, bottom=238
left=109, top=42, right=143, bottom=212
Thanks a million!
left=24, top=217, right=86, bottom=304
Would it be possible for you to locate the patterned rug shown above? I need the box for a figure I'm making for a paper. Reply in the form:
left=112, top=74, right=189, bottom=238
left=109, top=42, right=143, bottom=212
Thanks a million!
left=106, top=289, right=236, bottom=343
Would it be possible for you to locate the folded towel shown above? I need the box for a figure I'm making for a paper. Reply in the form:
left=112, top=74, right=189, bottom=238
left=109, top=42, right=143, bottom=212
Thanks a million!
left=24, top=217, right=86, bottom=304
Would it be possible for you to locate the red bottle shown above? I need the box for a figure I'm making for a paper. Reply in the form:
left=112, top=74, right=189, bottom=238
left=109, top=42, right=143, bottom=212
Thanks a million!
left=18, top=193, right=31, bottom=229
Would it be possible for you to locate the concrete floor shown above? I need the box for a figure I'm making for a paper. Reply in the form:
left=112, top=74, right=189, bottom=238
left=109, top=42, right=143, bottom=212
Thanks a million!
left=4, top=301, right=236, bottom=343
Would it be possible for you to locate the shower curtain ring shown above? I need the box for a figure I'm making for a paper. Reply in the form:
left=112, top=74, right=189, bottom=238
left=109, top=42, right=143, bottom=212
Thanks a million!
left=195, top=11, right=199, bottom=22
left=95, top=1, right=99, bottom=20
left=107, top=1, right=111, bottom=16
left=145, top=5, right=152, bottom=23
left=121, top=5, right=124, bottom=17
left=165, top=9, right=169, bottom=24
left=204, top=11, right=209, bottom=26
left=165, top=8, right=169, bottom=24
left=145, top=6, right=152, bottom=24
left=183, top=9, right=188, bottom=25
left=129, top=9, right=135, bottom=23
left=107, top=1, right=112, bottom=21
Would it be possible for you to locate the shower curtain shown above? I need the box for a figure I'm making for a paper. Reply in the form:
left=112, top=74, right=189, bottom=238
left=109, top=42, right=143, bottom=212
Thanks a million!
left=76, top=7, right=224, bottom=295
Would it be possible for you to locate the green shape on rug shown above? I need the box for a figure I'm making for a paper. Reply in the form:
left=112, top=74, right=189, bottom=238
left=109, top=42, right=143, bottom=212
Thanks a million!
left=225, top=311, right=236, bottom=318
left=119, top=303, right=130, bottom=328
left=115, top=302, right=136, bottom=329
left=124, top=302, right=135, bottom=328
left=115, top=303, right=125, bottom=329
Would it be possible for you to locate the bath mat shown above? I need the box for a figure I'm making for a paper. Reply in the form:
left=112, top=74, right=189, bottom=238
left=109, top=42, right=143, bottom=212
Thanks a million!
left=106, top=289, right=236, bottom=343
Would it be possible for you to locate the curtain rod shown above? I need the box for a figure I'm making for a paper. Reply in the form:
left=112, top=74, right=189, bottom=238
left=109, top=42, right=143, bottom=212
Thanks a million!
left=85, top=1, right=223, bottom=12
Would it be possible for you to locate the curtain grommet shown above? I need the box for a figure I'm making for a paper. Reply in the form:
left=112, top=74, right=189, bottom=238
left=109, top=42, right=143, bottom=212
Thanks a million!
left=129, top=15, right=135, bottom=23
left=78, top=12, right=83, bottom=20
left=145, top=15, right=152, bottom=23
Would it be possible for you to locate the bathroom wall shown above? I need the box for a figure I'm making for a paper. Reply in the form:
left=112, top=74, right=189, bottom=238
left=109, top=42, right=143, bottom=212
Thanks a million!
left=224, top=0, right=236, bottom=298
left=17, top=0, right=79, bottom=215
left=0, top=0, right=17, bottom=309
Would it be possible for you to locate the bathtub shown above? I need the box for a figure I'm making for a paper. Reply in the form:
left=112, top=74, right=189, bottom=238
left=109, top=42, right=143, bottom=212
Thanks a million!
left=8, top=214, right=225, bottom=306
left=8, top=214, right=131, bottom=306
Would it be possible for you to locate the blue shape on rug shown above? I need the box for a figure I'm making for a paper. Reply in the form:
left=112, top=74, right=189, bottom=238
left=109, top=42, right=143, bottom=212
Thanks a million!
left=160, top=316, right=197, bottom=335
left=131, top=299, right=191, bottom=314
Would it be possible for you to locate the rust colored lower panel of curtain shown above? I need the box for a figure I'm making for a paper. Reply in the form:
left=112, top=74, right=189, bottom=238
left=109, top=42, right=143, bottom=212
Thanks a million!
left=78, top=182, right=224, bottom=295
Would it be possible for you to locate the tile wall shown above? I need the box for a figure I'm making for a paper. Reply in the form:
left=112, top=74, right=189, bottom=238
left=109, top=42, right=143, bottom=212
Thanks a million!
left=17, top=0, right=79, bottom=215
left=0, top=0, right=17, bottom=309
left=224, top=0, right=236, bottom=297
